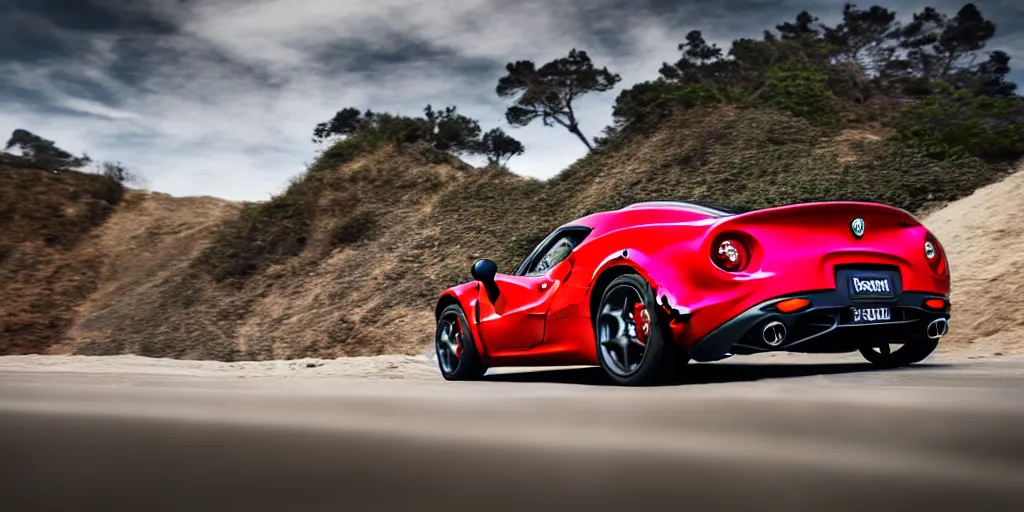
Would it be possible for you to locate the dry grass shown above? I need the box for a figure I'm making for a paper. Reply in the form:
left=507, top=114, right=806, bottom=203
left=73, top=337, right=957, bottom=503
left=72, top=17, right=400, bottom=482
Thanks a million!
left=59, top=190, right=240, bottom=358
left=0, top=166, right=123, bottom=354
left=818, top=127, right=890, bottom=165
left=1, top=105, right=1019, bottom=359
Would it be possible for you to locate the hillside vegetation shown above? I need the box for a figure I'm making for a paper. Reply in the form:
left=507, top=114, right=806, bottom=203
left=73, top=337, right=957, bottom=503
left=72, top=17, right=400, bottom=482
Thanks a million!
left=1, top=2, right=1022, bottom=358
left=0, top=158, right=125, bottom=353
left=1, top=105, right=1015, bottom=359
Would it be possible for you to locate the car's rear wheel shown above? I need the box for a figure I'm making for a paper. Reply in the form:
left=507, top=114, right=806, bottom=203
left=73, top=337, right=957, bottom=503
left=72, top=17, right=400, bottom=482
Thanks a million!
left=594, top=274, right=688, bottom=386
left=435, top=304, right=486, bottom=380
left=859, top=338, right=939, bottom=368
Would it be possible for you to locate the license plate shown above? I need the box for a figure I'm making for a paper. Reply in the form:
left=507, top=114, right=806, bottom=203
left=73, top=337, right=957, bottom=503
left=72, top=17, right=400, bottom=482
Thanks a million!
left=851, top=306, right=892, bottom=324
left=849, top=275, right=894, bottom=298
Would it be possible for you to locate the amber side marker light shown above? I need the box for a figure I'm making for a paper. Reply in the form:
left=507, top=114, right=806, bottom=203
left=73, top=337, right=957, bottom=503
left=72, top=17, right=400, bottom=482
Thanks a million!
left=776, top=298, right=811, bottom=313
left=924, top=298, right=947, bottom=310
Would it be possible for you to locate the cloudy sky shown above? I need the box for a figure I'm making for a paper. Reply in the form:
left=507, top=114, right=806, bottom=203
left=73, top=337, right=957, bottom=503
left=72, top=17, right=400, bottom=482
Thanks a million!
left=3, top=0, right=1023, bottom=201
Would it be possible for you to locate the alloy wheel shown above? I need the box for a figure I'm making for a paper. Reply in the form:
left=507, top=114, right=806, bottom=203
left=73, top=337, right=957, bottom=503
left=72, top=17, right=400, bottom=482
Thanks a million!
left=597, top=283, right=650, bottom=377
left=436, top=313, right=463, bottom=375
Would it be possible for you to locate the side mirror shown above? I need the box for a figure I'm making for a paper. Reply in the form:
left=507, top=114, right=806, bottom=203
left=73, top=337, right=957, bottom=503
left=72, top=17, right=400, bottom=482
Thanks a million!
left=471, top=259, right=500, bottom=302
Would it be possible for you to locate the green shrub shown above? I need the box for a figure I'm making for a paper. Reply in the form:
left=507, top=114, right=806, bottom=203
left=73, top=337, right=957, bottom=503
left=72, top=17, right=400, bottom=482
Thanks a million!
left=612, top=81, right=723, bottom=124
left=896, top=88, right=1024, bottom=161
left=749, top=66, right=837, bottom=121
left=83, top=174, right=126, bottom=206
left=572, top=107, right=998, bottom=218
left=309, top=130, right=387, bottom=173
left=199, top=173, right=323, bottom=281
left=200, top=128, right=410, bottom=281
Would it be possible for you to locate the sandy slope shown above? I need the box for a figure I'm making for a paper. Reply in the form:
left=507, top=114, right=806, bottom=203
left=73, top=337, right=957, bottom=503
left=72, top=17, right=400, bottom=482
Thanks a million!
left=0, top=349, right=1011, bottom=380
left=923, top=170, right=1024, bottom=355
left=0, top=352, right=439, bottom=379
left=52, top=190, right=239, bottom=355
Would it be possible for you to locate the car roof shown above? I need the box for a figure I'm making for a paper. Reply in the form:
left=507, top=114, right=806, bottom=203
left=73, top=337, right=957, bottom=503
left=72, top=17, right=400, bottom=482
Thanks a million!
left=619, top=201, right=736, bottom=216
left=566, top=201, right=733, bottom=235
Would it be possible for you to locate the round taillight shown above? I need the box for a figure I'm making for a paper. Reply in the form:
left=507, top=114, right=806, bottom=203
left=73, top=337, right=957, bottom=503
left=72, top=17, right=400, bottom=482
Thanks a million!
left=713, top=238, right=749, bottom=272
left=924, top=233, right=948, bottom=276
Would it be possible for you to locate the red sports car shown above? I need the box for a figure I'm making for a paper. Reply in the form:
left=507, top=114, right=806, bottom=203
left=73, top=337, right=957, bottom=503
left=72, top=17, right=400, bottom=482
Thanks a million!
left=434, top=201, right=951, bottom=385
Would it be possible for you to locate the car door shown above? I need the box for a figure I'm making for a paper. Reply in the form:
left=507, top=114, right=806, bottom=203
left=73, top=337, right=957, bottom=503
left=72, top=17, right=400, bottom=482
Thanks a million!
left=476, top=228, right=587, bottom=353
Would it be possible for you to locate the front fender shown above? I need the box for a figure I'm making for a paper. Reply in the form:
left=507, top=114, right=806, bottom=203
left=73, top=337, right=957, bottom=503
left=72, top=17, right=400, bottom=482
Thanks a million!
left=436, top=283, right=488, bottom=360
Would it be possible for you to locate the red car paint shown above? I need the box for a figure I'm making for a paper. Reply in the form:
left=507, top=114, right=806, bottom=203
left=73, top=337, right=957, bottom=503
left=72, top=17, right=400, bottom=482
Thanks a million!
left=436, top=201, right=950, bottom=368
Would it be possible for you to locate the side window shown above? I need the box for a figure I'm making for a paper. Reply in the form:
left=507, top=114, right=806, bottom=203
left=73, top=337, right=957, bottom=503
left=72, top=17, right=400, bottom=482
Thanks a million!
left=513, top=226, right=591, bottom=277
left=526, top=236, right=575, bottom=277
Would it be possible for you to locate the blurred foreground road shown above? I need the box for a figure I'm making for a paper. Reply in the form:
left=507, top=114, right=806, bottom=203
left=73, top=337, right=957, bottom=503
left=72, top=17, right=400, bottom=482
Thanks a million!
left=1, top=353, right=1023, bottom=512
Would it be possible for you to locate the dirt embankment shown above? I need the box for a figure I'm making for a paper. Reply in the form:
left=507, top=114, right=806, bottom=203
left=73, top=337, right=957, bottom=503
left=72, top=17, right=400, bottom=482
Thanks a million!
left=0, top=166, right=124, bottom=353
left=923, top=171, right=1024, bottom=355
left=1, top=107, right=1020, bottom=359
left=62, top=148, right=483, bottom=360
left=55, top=191, right=240, bottom=355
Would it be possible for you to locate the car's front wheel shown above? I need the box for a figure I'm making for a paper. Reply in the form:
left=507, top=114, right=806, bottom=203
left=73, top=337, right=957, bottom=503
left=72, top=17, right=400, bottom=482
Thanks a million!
left=435, top=304, right=486, bottom=380
left=594, top=274, right=688, bottom=386
left=859, top=337, right=939, bottom=368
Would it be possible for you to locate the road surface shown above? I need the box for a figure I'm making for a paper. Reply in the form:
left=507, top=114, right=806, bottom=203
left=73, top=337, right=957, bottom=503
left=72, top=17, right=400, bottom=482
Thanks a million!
left=1, top=352, right=1022, bottom=511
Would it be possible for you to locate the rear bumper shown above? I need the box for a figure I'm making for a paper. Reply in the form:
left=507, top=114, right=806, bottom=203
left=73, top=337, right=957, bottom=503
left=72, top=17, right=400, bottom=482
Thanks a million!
left=687, top=289, right=951, bottom=362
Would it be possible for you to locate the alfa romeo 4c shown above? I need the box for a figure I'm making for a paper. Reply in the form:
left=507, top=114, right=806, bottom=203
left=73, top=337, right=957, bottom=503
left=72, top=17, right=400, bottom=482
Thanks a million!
left=434, top=201, right=951, bottom=385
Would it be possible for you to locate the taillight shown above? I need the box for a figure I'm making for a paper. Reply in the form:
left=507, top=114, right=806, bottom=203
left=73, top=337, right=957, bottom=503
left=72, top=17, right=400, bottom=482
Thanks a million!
left=712, top=236, right=750, bottom=272
left=776, top=298, right=811, bottom=313
left=924, top=232, right=948, bottom=276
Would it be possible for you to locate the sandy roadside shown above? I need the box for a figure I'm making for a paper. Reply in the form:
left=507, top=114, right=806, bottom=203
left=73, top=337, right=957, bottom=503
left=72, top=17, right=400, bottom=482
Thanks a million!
left=0, top=349, right=1017, bottom=382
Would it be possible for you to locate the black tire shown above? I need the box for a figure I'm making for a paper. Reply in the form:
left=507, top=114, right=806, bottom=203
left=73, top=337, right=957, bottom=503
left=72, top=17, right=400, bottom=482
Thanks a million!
left=435, top=304, right=487, bottom=381
left=594, top=274, right=689, bottom=386
left=859, top=338, right=939, bottom=368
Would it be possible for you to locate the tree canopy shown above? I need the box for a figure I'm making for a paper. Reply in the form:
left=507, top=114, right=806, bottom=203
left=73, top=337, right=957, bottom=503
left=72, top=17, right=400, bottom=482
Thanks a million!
left=309, top=2, right=1017, bottom=172
left=96, top=161, right=144, bottom=185
left=822, top=4, right=898, bottom=75
left=602, top=2, right=1020, bottom=161
left=312, top=108, right=373, bottom=143
left=311, top=105, right=525, bottom=165
left=481, top=128, right=525, bottom=166
left=423, top=105, right=483, bottom=155
left=496, top=48, right=621, bottom=151
left=4, top=129, right=92, bottom=172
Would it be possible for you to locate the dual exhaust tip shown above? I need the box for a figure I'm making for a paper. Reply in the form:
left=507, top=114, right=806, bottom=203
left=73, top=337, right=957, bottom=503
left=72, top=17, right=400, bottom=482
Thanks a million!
left=926, top=318, right=948, bottom=339
left=760, top=317, right=948, bottom=346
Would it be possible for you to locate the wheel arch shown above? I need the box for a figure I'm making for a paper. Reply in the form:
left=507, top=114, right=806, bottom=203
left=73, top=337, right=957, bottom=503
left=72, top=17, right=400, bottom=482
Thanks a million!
left=589, top=265, right=641, bottom=323
left=587, top=264, right=691, bottom=385
left=434, top=285, right=489, bottom=361
left=435, top=293, right=460, bottom=320
left=587, top=250, right=694, bottom=342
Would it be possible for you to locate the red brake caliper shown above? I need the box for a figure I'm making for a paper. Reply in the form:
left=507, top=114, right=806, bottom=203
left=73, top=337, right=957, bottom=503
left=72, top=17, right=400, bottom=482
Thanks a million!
left=633, top=303, right=651, bottom=344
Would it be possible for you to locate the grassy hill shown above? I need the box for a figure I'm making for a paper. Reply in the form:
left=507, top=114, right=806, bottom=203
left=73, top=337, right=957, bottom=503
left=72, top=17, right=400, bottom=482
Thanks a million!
left=0, top=159, right=124, bottom=353
left=1, top=104, right=1013, bottom=359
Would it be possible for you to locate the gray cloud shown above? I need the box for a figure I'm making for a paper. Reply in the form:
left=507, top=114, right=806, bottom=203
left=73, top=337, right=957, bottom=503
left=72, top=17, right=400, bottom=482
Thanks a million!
left=2, top=0, right=1022, bottom=201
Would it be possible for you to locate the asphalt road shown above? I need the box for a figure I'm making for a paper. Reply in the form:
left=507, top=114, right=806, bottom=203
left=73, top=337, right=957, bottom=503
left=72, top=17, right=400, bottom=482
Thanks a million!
left=1, top=354, right=1023, bottom=512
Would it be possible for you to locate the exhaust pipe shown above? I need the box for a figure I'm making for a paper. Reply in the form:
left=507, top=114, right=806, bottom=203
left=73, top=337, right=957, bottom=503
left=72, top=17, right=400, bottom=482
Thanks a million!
left=762, top=321, right=787, bottom=347
left=926, top=318, right=948, bottom=339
